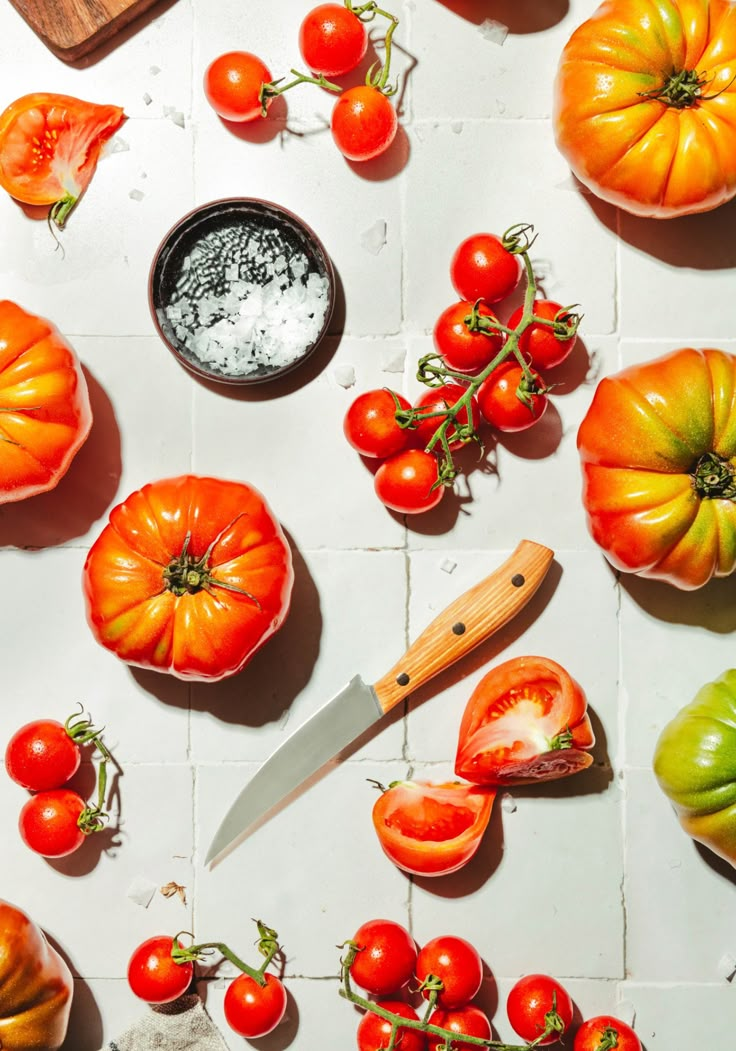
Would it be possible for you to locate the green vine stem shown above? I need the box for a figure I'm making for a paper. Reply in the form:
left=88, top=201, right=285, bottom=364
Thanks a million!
left=346, top=0, right=401, bottom=95
left=172, top=920, right=282, bottom=987
left=69, top=705, right=113, bottom=836
left=260, top=70, right=343, bottom=116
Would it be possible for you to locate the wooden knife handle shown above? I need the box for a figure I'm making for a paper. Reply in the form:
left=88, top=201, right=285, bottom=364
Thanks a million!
left=372, top=539, right=554, bottom=714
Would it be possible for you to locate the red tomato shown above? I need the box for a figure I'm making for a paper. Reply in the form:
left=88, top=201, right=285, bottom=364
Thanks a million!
left=508, top=300, right=578, bottom=370
left=374, top=450, right=445, bottom=515
left=506, top=974, right=574, bottom=1046
left=331, top=86, right=398, bottom=161
left=416, top=936, right=483, bottom=1010
left=18, top=789, right=87, bottom=858
left=299, top=3, right=368, bottom=76
left=574, top=1015, right=642, bottom=1051
left=356, top=1000, right=425, bottom=1051
left=344, top=388, right=412, bottom=458
left=450, top=233, right=522, bottom=305
left=349, top=919, right=417, bottom=996
left=433, top=301, right=504, bottom=374
left=224, top=972, right=287, bottom=1039
left=411, top=384, right=480, bottom=453
left=203, top=52, right=272, bottom=123
left=373, top=781, right=495, bottom=877
left=5, top=719, right=81, bottom=791
left=477, top=360, right=548, bottom=432
left=455, top=655, right=595, bottom=785
left=127, top=936, right=193, bottom=1004
left=427, top=1005, right=492, bottom=1051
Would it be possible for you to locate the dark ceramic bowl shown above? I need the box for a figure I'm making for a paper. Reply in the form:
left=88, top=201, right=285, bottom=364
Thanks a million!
left=149, top=198, right=335, bottom=385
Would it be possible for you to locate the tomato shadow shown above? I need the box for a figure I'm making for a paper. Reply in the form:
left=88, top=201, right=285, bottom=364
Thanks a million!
left=44, top=758, right=125, bottom=877
left=346, top=123, right=411, bottom=181
left=434, top=0, right=569, bottom=32
left=411, top=796, right=506, bottom=897
left=219, top=97, right=289, bottom=145
left=694, top=842, right=736, bottom=887
left=43, top=935, right=103, bottom=1049
left=617, top=567, right=736, bottom=633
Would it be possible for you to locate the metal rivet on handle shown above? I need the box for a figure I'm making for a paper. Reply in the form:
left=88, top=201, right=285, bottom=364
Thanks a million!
left=452, top=622, right=466, bottom=635
left=396, top=672, right=410, bottom=686
left=511, top=573, right=526, bottom=587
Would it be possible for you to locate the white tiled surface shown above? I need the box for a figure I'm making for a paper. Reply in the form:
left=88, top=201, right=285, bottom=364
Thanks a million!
left=1, top=2, right=734, bottom=1050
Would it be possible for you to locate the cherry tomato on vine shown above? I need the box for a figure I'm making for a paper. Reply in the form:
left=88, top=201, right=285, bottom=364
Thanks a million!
left=477, top=361, right=548, bottom=433
left=299, top=3, right=368, bottom=76
left=127, top=936, right=193, bottom=1004
left=374, top=449, right=444, bottom=514
left=19, top=788, right=87, bottom=858
left=573, top=1015, right=642, bottom=1051
left=450, top=233, right=522, bottom=305
left=415, top=936, right=483, bottom=1009
left=356, top=1000, right=425, bottom=1051
left=433, top=301, right=504, bottom=374
left=203, top=52, right=272, bottom=123
left=224, top=972, right=287, bottom=1039
left=411, top=384, right=480, bottom=452
left=506, top=974, right=574, bottom=1046
left=508, top=300, right=578, bottom=371
left=427, top=1005, right=492, bottom=1051
left=344, top=388, right=412, bottom=458
left=5, top=719, right=81, bottom=791
left=349, top=919, right=418, bottom=996
left=331, top=86, right=398, bottom=162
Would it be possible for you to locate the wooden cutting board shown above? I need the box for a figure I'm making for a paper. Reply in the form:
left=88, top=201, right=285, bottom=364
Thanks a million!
left=9, top=0, right=163, bottom=61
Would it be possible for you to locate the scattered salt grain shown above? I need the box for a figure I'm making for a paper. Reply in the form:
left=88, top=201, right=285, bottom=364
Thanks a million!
left=129, top=189, right=145, bottom=201
left=717, top=953, right=736, bottom=981
left=381, top=347, right=406, bottom=373
left=451, top=121, right=463, bottom=135
left=126, top=875, right=158, bottom=908
left=440, top=558, right=457, bottom=574
left=150, top=65, right=161, bottom=75
left=334, top=364, right=356, bottom=388
left=142, top=92, right=152, bottom=106
left=361, top=219, right=387, bottom=256
left=500, top=792, right=517, bottom=813
left=110, top=137, right=130, bottom=153
left=166, top=108, right=186, bottom=129
left=479, top=18, right=509, bottom=45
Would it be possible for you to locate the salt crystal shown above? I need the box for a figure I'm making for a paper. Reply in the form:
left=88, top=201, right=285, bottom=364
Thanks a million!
left=500, top=792, right=517, bottom=813
left=110, top=137, right=130, bottom=154
left=142, top=92, right=152, bottom=106
left=361, top=219, right=387, bottom=256
left=169, top=110, right=186, bottom=128
left=440, top=558, right=457, bottom=574
left=334, top=364, right=356, bottom=388
left=126, top=876, right=158, bottom=908
left=479, top=18, right=509, bottom=44
left=381, top=348, right=406, bottom=373
left=717, top=953, right=736, bottom=981
left=150, top=65, right=161, bottom=75
left=129, top=189, right=145, bottom=201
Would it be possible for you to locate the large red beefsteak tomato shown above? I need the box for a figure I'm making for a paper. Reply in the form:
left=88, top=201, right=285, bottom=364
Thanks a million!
left=83, top=475, right=293, bottom=681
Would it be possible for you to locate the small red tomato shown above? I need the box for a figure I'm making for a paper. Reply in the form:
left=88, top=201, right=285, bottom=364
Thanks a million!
left=574, top=1015, right=642, bottom=1051
left=127, top=936, right=193, bottom=1004
left=411, top=383, right=480, bottom=452
left=477, top=361, right=548, bottom=432
left=19, top=788, right=86, bottom=858
left=416, top=935, right=483, bottom=1010
left=433, top=301, right=504, bottom=374
left=349, top=919, right=418, bottom=996
left=374, top=449, right=444, bottom=514
left=506, top=973, right=574, bottom=1046
left=427, top=1005, right=492, bottom=1051
left=356, top=1000, right=425, bottom=1051
left=344, top=388, right=412, bottom=458
left=450, top=233, right=522, bottom=305
left=224, top=972, right=287, bottom=1039
left=508, top=300, right=578, bottom=370
left=5, top=719, right=81, bottom=791
left=331, top=85, right=398, bottom=162
left=203, top=51, right=272, bottom=123
left=299, top=3, right=368, bottom=76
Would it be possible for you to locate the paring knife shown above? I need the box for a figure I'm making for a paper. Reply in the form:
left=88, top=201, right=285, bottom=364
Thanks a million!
left=205, top=538, right=554, bottom=865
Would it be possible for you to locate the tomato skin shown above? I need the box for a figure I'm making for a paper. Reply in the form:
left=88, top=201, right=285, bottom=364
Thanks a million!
left=433, top=301, right=503, bottom=374
left=574, top=1015, right=642, bottom=1051
left=344, top=388, right=412, bottom=458
left=577, top=347, right=736, bottom=589
left=331, top=86, right=398, bottom=161
left=416, top=936, right=483, bottom=1010
left=477, top=361, right=547, bottom=433
left=506, top=974, right=574, bottom=1046
left=349, top=919, right=418, bottom=996
left=374, top=450, right=445, bottom=515
left=18, top=789, right=86, bottom=858
left=127, top=937, right=193, bottom=1005
left=450, top=234, right=522, bottom=305
left=299, top=3, right=368, bottom=76
left=356, top=1000, right=425, bottom=1051
left=427, top=1005, right=492, bottom=1051
left=203, top=52, right=272, bottom=122
left=508, top=300, right=578, bottom=370
left=455, top=655, right=595, bottom=785
left=5, top=720, right=81, bottom=791
left=411, top=384, right=480, bottom=453
left=224, top=972, right=287, bottom=1038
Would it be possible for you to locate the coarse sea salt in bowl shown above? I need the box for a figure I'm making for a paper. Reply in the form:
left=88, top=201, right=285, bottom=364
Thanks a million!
left=149, top=198, right=335, bottom=385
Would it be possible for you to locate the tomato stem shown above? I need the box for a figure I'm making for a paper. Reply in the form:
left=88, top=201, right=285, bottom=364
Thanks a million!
left=260, top=69, right=342, bottom=115
left=49, top=193, right=77, bottom=229
left=173, top=920, right=283, bottom=986
left=691, top=452, right=736, bottom=500
left=163, top=529, right=262, bottom=607
left=594, top=1026, right=620, bottom=1050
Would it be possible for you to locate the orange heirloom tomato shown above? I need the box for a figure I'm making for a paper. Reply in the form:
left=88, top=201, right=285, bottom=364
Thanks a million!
left=0, top=93, right=125, bottom=227
left=83, top=475, right=293, bottom=682
left=0, top=899, right=73, bottom=1050
left=0, top=300, right=92, bottom=504
left=577, top=347, right=736, bottom=589
left=553, top=0, right=736, bottom=217
left=455, top=656, right=594, bottom=785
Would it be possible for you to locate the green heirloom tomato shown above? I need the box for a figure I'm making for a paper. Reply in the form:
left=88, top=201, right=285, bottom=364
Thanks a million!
left=653, top=670, right=736, bottom=867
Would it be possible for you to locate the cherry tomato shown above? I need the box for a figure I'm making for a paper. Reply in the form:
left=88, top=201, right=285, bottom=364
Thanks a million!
left=427, top=1005, right=492, bottom=1051
left=477, top=361, right=548, bottom=433
left=331, top=86, right=398, bottom=162
left=349, top=919, right=417, bottom=996
left=5, top=719, right=81, bottom=791
left=433, top=301, right=504, bottom=374
left=450, top=233, right=522, bottom=305
left=356, top=1000, right=425, bottom=1051
left=224, top=972, right=287, bottom=1039
left=344, top=388, right=412, bottom=458
left=18, top=788, right=87, bottom=858
left=416, top=935, right=483, bottom=1009
left=506, top=974, right=574, bottom=1046
left=127, top=936, right=193, bottom=1004
left=411, top=384, right=480, bottom=452
left=299, top=3, right=368, bottom=76
left=573, top=1015, right=642, bottom=1051
left=508, top=300, right=578, bottom=370
left=203, top=52, right=272, bottom=123
left=374, top=449, right=444, bottom=514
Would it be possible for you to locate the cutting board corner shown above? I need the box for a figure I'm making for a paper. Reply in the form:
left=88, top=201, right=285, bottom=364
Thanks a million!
left=8, top=0, right=164, bottom=61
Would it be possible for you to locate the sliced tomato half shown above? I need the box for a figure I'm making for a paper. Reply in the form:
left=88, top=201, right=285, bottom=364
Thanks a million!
left=455, top=656, right=595, bottom=785
left=372, top=780, right=495, bottom=877
left=0, top=93, right=126, bottom=227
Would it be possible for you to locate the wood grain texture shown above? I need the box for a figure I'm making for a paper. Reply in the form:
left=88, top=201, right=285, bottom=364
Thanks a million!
left=373, top=539, right=554, bottom=714
left=8, top=0, right=162, bottom=61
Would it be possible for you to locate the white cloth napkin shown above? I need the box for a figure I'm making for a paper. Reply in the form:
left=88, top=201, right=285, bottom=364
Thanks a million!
left=100, top=995, right=229, bottom=1050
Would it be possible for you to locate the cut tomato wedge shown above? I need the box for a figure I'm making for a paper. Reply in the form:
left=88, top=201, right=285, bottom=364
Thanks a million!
left=0, top=93, right=126, bottom=227
left=455, top=656, right=595, bottom=785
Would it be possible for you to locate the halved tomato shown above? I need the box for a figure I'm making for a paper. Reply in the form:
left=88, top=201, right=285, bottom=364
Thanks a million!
left=0, top=93, right=126, bottom=227
left=455, top=656, right=594, bottom=785
left=371, top=780, right=495, bottom=877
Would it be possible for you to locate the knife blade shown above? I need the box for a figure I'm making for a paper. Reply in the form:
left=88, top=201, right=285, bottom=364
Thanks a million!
left=204, top=538, right=554, bottom=865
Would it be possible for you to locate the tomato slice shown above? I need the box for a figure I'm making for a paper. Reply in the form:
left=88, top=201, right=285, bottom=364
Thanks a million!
left=371, top=780, right=495, bottom=877
left=0, top=93, right=126, bottom=227
left=455, top=656, right=594, bottom=785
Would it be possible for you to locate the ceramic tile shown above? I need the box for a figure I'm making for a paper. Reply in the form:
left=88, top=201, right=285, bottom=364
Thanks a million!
left=620, top=982, right=736, bottom=1050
